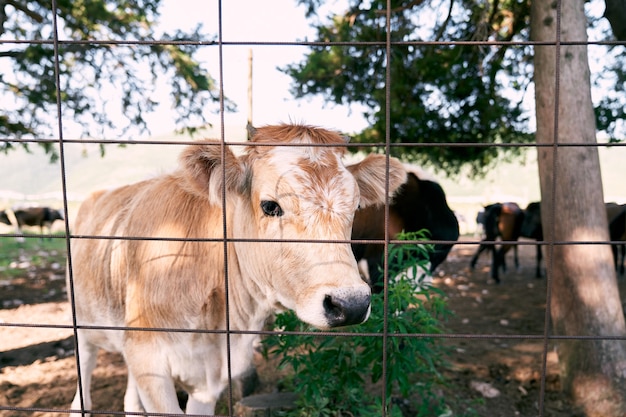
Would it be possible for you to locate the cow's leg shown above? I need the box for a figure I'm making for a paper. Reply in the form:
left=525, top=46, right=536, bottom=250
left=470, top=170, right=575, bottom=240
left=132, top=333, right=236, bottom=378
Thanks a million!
left=535, top=244, right=543, bottom=278
left=15, top=226, right=25, bottom=243
left=470, top=242, right=489, bottom=269
left=491, top=246, right=501, bottom=283
left=127, top=369, right=181, bottom=413
left=498, top=245, right=509, bottom=273
left=619, top=244, right=625, bottom=276
left=124, top=343, right=183, bottom=414
left=186, top=395, right=217, bottom=416
left=513, top=244, right=519, bottom=270
left=123, top=372, right=144, bottom=413
left=43, top=224, right=53, bottom=241
left=185, top=372, right=227, bottom=415
left=71, top=335, right=99, bottom=417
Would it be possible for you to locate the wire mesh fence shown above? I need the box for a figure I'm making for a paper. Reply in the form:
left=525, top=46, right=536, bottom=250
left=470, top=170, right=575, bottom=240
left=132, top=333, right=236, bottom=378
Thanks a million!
left=1, top=1, right=626, bottom=416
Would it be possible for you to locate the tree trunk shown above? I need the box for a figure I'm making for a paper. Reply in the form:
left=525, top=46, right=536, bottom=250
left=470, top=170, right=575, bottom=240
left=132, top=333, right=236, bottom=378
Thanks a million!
left=531, top=1, right=626, bottom=415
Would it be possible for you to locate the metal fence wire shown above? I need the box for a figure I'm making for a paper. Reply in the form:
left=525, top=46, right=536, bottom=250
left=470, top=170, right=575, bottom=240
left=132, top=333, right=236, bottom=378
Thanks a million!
left=1, top=0, right=626, bottom=416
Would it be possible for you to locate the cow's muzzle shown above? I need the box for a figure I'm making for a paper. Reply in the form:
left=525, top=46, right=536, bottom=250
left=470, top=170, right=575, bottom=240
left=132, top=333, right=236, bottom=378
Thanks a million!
left=323, top=291, right=371, bottom=328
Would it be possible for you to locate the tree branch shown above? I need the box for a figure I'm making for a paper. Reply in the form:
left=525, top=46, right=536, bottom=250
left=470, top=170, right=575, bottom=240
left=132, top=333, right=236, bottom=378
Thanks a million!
left=6, top=0, right=44, bottom=23
left=344, top=0, right=428, bottom=22
left=0, top=0, right=7, bottom=37
left=433, top=0, right=455, bottom=41
left=374, top=0, right=427, bottom=16
left=0, top=50, right=22, bottom=58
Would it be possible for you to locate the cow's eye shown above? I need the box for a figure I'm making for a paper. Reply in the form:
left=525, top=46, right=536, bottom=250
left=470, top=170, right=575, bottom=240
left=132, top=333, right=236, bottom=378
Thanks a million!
left=261, top=200, right=283, bottom=217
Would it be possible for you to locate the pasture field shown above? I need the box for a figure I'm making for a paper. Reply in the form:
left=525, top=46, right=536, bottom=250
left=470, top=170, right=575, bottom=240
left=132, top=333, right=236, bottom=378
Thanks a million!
left=3, top=235, right=624, bottom=416
left=0, top=235, right=67, bottom=308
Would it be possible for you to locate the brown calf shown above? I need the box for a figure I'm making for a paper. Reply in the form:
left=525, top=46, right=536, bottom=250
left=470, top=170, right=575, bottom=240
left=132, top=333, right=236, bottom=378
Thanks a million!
left=68, top=124, right=406, bottom=415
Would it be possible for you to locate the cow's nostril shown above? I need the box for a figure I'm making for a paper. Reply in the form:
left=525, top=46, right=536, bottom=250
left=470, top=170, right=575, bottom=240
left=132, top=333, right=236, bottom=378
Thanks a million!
left=323, top=293, right=370, bottom=328
left=323, top=295, right=345, bottom=323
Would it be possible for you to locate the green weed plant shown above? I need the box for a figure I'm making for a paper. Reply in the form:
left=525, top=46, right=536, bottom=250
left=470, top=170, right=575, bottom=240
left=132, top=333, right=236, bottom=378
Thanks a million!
left=262, top=231, right=454, bottom=417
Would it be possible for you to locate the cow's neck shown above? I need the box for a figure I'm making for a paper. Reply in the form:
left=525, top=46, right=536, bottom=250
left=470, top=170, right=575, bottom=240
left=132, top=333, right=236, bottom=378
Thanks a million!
left=224, top=247, right=275, bottom=332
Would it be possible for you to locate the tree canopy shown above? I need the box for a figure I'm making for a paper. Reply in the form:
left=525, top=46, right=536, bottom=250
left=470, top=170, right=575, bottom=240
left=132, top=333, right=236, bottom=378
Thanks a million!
left=286, top=0, right=625, bottom=176
left=0, top=0, right=231, bottom=160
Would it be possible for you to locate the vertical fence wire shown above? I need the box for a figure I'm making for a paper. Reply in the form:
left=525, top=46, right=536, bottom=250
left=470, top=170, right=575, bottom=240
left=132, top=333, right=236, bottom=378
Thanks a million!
left=216, top=1, right=236, bottom=415
left=49, top=0, right=89, bottom=415
left=536, top=1, right=563, bottom=415
left=380, top=1, right=393, bottom=415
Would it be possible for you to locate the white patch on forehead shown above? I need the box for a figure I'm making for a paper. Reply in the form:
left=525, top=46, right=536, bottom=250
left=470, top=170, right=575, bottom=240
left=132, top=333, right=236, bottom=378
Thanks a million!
left=265, top=145, right=342, bottom=177
left=264, top=145, right=359, bottom=217
left=266, top=145, right=308, bottom=170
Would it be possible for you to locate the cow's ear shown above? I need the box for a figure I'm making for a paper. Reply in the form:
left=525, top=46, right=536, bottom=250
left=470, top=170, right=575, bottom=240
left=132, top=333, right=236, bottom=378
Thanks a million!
left=179, top=141, right=250, bottom=203
left=347, top=154, right=407, bottom=209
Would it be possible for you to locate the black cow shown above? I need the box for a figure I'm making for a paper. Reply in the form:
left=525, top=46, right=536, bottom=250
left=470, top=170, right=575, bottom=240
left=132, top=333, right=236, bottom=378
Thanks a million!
left=0, top=210, right=10, bottom=226
left=607, top=204, right=626, bottom=276
left=520, top=201, right=544, bottom=278
left=470, top=202, right=525, bottom=283
left=351, top=171, right=460, bottom=292
left=0, top=207, right=64, bottom=236
left=520, top=201, right=626, bottom=277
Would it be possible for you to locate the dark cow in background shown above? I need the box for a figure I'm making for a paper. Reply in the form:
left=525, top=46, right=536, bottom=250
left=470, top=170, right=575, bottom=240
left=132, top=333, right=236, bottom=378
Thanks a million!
left=351, top=170, right=460, bottom=292
left=520, top=201, right=544, bottom=278
left=470, top=202, right=524, bottom=283
left=0, top=206, right=64, bottom=237
left=0, top=210, right=9, bottom=226
left=609, top=208, right=625, bottom=275
left=606, top=203, right=625, bottom=276
left=520, top=201, right=626, bottom=277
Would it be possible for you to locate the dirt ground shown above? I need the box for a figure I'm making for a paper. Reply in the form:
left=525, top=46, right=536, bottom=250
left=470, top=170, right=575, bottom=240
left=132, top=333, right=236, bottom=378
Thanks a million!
left=1, top=237, right=625, bottom=417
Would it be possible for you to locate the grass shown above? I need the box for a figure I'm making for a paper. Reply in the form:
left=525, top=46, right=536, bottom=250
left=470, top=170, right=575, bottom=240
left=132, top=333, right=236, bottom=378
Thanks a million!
left=0, top=233, right=67, bottom=276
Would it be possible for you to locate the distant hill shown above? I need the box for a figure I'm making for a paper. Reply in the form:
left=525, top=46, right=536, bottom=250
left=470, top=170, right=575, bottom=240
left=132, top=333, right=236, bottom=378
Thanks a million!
left=1, top=130, right=623, bottom=235
left=0, top=126, right=249, bottom=203
left=440, top=147, right=624, bottom=202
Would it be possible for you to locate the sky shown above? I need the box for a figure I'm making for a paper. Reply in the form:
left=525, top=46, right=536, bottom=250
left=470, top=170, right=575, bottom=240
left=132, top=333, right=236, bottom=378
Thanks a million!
left=142, top=0, right=370, bottom=139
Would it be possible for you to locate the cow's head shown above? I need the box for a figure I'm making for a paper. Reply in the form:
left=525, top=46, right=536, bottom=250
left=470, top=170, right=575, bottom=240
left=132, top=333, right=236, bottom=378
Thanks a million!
left=51, top=209, right=64, bottom=222
left=180, top=124, right=406, bottom=329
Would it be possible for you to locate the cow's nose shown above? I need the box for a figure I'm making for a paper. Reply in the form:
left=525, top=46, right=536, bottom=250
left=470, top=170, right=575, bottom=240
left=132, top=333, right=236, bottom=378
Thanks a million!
left=323, top=292, right=371, bottom=327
